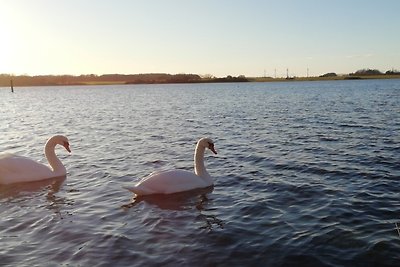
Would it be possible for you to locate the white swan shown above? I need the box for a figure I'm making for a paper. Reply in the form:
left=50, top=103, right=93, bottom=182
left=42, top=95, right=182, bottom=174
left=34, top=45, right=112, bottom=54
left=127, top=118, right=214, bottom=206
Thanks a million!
left=0, top=135, right=71, bottom=184
left=125, top=137, right=217, bottom=196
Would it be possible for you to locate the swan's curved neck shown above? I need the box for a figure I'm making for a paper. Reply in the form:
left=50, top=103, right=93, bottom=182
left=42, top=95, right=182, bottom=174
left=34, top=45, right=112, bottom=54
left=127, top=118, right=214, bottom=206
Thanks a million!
left=194, top=144, right=212, bottom=184
left=45, top=140, right=66, bottom=176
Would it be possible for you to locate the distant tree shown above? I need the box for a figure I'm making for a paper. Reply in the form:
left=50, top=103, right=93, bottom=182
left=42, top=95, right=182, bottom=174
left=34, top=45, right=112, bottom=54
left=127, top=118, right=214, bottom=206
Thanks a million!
left=385, top=69, right=400, bottom=75
left=320, top=72, right=337, bottom=78
left=351, top=69, right=383, bottom=76
left=210, top=75, right=248, bottom=83
left=0, top=74, right=13, bottom=86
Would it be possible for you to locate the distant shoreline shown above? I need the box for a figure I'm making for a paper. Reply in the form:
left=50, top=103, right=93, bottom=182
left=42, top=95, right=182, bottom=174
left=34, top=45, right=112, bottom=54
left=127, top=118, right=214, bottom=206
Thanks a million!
left=248, top=74, right=400, bottom=83
left=1, top=73, right=400, bottom=87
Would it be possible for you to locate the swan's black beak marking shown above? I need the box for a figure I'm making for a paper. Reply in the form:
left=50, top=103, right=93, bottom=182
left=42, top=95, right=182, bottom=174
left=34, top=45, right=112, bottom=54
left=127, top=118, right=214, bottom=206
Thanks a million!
left=64, top=141, right=71, bottom=153
left=208, top=142, right=217, bottom=155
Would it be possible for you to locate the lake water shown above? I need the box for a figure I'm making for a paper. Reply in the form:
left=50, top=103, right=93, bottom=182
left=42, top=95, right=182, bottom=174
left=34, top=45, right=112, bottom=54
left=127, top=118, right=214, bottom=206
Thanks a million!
left=0, top=80, right=399, bottom=266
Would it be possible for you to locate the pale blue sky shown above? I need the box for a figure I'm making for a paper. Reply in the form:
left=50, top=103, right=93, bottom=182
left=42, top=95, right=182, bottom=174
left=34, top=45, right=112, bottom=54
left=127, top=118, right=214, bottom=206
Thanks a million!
left=1, top=0, right=399, bottom=77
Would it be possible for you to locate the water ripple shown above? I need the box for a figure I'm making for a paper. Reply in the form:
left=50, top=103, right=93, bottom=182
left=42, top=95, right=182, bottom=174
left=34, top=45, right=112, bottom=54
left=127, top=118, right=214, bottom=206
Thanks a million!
left=1, top=81, right=400, bottom=266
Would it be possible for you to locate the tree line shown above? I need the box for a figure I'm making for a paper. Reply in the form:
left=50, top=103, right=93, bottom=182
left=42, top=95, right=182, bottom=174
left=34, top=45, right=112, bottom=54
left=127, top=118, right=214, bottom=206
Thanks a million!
left=0, top=73, right=249, bottom=87
left=320, top=68, right=400, bottom=78
left=1, top=68, right=398, bottom=87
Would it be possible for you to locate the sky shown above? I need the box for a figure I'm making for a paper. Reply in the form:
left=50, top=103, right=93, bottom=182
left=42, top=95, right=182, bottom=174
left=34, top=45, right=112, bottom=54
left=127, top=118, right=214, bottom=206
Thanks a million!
left=0, top=0, right=399, bottom=78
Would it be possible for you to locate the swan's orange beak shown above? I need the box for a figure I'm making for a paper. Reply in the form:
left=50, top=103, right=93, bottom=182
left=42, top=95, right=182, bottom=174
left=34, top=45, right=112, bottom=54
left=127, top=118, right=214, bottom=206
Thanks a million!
left=63, top=141, right=71, bottom=153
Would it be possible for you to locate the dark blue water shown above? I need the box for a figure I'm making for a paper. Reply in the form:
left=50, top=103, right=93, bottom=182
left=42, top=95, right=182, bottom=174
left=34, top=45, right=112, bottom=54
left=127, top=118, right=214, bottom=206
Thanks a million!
left=1, top=80, right=399, bottom=266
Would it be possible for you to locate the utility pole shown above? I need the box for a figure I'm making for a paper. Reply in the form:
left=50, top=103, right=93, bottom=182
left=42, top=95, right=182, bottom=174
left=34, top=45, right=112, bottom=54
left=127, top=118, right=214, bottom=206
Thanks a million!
left=10, top=78, right=14, bottom=93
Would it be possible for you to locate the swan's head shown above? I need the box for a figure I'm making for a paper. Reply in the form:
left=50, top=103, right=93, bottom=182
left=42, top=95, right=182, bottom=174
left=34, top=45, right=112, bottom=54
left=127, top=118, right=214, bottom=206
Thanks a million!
left=198, top=138, right=217, bottom=155
left=49, top=135, right=71, bottom=153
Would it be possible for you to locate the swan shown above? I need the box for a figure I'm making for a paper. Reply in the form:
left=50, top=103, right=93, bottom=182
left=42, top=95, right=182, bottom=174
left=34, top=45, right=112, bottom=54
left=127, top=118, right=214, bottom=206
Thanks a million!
left=125, top=137, right=217, bottom=196
left=0, top=135, right=71, bottom=184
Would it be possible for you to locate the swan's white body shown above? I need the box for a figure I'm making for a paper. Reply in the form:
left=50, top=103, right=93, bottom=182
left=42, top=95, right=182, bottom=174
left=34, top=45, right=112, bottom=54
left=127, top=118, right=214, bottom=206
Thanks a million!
left=0, top=135, right=71, bottom=184
left=125, top=138, right=217, bottom=196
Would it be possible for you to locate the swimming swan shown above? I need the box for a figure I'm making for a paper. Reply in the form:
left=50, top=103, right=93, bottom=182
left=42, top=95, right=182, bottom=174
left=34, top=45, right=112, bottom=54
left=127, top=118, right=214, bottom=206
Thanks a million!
left=0, top=135, right=71, bottom=184
left=125, top=137, right=217, bottom=196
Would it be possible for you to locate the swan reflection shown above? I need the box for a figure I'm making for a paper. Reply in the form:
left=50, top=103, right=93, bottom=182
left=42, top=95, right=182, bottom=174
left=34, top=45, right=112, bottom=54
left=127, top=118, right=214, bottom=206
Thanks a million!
left=122, top=186, right=224, bottom=230
left=122, top=186, right=214, bottom=210
left=0, top=175, right=74, bottom=219
left=0, top=175, right=66, bottom=200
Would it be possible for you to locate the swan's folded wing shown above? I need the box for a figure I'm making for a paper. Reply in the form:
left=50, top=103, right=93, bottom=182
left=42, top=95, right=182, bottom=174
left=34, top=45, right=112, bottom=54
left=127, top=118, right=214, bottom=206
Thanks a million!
left=136, top=169, right=207, bottom=194
left=0, top=155, right=52, bottom=184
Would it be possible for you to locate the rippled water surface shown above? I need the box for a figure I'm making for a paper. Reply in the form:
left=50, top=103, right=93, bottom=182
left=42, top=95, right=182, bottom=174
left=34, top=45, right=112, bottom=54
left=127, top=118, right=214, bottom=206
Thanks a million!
left=1, top=80, right=400, bottom=266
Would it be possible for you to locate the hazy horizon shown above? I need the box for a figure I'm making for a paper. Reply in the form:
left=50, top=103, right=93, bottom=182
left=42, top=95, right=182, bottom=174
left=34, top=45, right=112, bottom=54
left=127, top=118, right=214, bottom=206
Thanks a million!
left=1, top=0, right=399, bottom=78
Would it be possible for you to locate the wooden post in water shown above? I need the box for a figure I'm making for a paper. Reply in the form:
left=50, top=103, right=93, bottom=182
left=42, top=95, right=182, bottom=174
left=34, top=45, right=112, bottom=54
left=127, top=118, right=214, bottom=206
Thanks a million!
left=10, top=78, right=14, bottom=93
